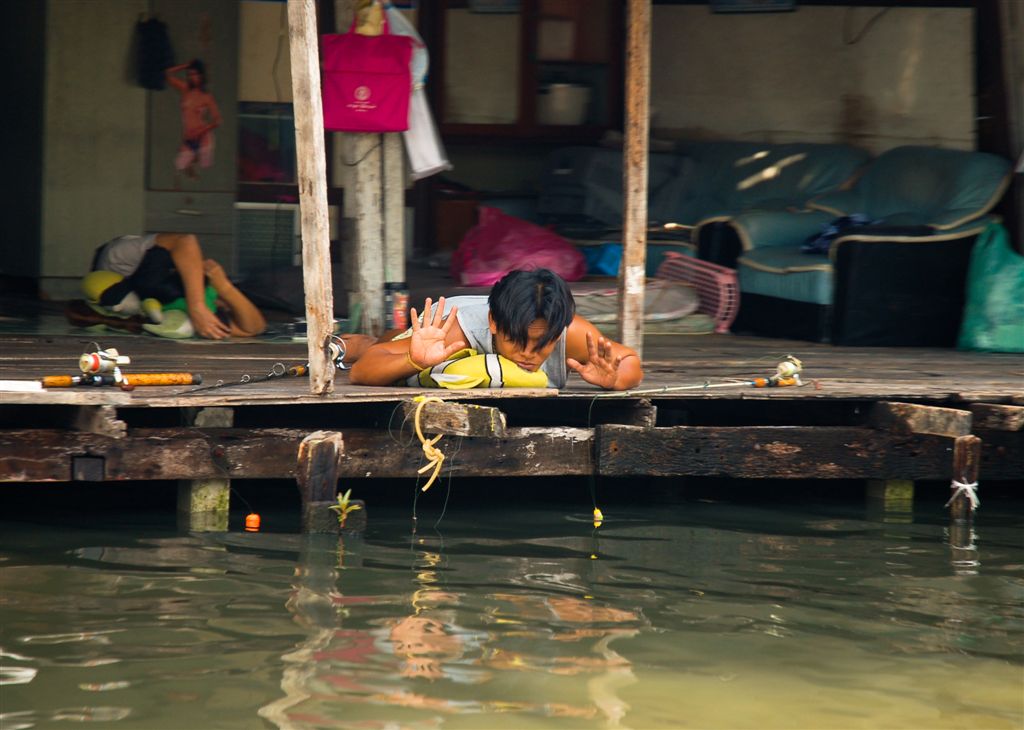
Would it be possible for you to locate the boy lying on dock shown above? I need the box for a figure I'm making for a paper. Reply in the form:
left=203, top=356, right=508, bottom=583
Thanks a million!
left=349, top=269, right=643, bottom=390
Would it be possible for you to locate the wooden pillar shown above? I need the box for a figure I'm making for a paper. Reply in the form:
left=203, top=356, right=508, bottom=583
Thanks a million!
left=288, top=0, right=336, bottom=394
left=383, top=133, right=406, bottom=286
left=617, top=0, right=651, bottom=355
left=177, top=407, right=233, bottom=532
left=949, top=434, right=981, bottom=521
left=296, top=430, right=345, bottom=533
left=348, top=135, right=386, bottom=334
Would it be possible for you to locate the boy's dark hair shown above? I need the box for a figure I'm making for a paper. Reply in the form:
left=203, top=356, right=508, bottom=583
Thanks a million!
left=488, top=269, right=575, bottom=349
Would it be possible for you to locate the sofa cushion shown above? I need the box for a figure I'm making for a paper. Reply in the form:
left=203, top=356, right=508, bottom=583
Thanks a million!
left=674, top=141, right=870, bottom=224
left=737, top=248, right=833, bottom=306
left=809, top=146, right=1012, bottom=229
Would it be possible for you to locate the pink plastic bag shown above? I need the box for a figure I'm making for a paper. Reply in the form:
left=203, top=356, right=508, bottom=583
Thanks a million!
left=451, top=206, right=586, bottom=286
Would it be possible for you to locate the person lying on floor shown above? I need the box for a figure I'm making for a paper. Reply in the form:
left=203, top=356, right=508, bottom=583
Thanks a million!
left=80, top=233, right=266, bottom=339
left=348, top=269, right=643, bottom=390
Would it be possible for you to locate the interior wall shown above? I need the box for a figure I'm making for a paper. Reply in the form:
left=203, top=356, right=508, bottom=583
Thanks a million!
left=650, top=5, right=975, bottom=154
left=40, top=0, right=148, bottom=299
left=239, top=0, right=292, bottom=103
left=0, top=1, right=47, bottom=281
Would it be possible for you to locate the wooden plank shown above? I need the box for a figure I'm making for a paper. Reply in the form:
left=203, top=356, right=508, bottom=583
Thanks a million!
left=617, top=0, right=651, bottom=354
left=287, top=0, right=336, bottom=394
left=400, top=400, right=508, bottom=438
left=970, top=403, right=1024, bottom=431
left=869, top=401, right=973, bottom=437
left=597, top=425, right=975, bottom=480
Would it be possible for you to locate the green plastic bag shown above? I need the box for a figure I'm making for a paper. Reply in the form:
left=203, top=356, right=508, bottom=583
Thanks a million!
left=957, top=222, right=1024, bottom=352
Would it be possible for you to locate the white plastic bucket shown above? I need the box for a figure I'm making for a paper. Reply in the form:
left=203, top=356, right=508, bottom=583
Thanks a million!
left=537, top=84, right=590, bottom=125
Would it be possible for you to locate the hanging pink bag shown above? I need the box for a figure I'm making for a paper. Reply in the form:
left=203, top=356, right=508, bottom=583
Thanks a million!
left=321, top=14, right=413, bottom=133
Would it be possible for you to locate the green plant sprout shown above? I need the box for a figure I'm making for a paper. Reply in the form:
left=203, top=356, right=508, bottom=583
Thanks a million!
left=328, top=488, right=362, bottom=528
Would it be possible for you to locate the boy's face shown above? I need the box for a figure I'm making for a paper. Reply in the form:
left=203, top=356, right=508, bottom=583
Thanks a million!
left=489, top=315, right=560, bottom=372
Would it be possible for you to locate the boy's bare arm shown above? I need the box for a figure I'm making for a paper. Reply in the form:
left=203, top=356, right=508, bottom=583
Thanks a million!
left=349, top=298, right=466, bottom=385
left=154, top=233, right=230, bottom=339
left=565, top=315, right=643, bottom=390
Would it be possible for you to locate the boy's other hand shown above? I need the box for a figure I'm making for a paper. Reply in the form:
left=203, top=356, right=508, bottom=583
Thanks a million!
left=408, top=297, right=465, bottom=367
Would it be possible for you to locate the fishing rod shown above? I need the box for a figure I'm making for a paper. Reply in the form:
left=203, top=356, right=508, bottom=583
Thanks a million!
left=183, top=337, right=349, bottom=394
left=590, top=355, right=805, bottom=398
left=40, top=345, right=201, bottom=390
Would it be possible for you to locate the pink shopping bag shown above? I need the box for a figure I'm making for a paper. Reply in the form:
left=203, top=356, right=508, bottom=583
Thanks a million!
left=321, top=14, right=413, bottom=133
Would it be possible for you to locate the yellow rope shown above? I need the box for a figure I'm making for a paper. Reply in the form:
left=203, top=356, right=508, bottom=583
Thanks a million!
left=413, top=396, right=445, bottom=492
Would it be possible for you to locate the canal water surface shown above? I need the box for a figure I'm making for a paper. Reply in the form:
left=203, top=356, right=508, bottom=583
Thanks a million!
left=1, top=483, right=1022, bottom=729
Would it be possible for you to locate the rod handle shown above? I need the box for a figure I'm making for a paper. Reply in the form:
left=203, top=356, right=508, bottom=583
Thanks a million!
left=121, top=373, right=203, bottom=386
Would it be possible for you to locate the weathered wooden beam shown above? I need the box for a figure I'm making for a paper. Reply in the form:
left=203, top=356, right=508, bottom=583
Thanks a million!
left=297, top=431, right=345, bottom=533
left=1, top=426, right=1015, bottom=483
left=0, top=427, right=594, bottom=481
left=400, top=400, right=508, bottom=437
left=340, top=427, right=594, bottom=477
left=597, top=425, right=974, bottom=480
left=869, top=401, right=973, bottom=437
left=618, top=0, right=651, bottom=354
left=970, top=403, right=1024, bottom=432
left=288, top=0, right=336, bottom=394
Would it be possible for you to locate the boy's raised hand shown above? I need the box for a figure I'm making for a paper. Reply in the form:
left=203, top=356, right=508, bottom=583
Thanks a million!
left=567, top=331, right=624, bottom=389
left=408, top=297, right=465, bottom=368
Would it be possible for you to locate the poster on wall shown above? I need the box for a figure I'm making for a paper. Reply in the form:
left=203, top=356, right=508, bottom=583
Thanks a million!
left=165, top=59, right=222, bottom=179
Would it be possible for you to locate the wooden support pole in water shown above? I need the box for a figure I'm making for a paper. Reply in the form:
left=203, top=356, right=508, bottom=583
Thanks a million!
left=296, top=430, right=346, bottom=533
left=949, top=434, right=982, bottom=522
left=288, top=0, right=335, bottom=394
left=177, top=407, right=233, bottom=532
left=617, top=0, right=651, bottom=355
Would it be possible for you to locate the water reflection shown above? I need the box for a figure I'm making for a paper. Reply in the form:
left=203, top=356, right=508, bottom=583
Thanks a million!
left=1, top=502, right=1022, bottom=729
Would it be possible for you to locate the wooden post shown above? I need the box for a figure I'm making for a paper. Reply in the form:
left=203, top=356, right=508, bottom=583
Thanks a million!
left=349, top=135, right=386, bottom=334
left=288, top=0, right=336, bottom=394
left=949, top=434, right=981, bottom=521
left=617, top=0, right=651, bottom=355
left=383, top=133, right=406, bottom=288
left=177, top=407, right=233, bottom=532
left=296, top=430, right=345, bottom=533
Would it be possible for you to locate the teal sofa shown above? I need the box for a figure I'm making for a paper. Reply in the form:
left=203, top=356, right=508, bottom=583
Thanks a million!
left=707, top=146, right=1013, bottom=345
left=537, top=141, right=869, bottom=275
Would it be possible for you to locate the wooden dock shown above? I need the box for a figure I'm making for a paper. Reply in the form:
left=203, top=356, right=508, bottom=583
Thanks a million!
left=1, top=332, right=1020, bottom=529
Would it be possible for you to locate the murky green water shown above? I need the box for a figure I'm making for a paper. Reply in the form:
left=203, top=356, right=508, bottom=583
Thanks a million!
left=1, top=489, right=1022, bottom=729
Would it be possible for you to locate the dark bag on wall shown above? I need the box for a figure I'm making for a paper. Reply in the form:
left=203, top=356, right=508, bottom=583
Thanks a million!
left=136, top=17, right=175, bottom=90
left=321, top=14, right=413, bottom=133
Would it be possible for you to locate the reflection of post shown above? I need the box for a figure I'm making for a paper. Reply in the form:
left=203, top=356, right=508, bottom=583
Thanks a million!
left=586, top=630, right=639, bottom=729
left=259, top=534, right=344, bottom=728
left=296, top=431, right=344, bottom=533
